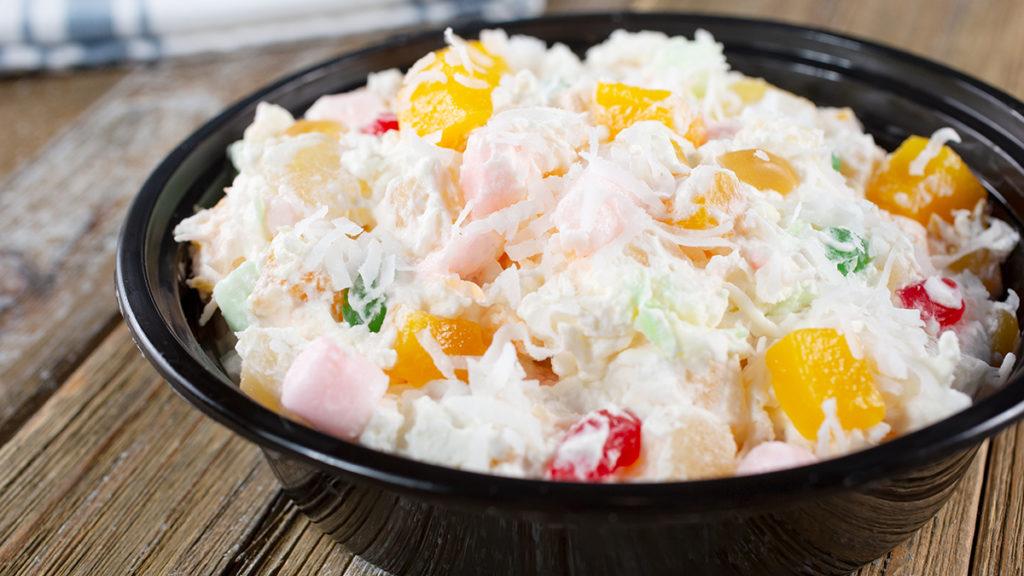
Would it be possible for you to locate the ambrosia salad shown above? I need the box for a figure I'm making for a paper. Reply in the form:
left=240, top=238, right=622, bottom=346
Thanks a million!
left=175, top=29, right=1020, bottom=482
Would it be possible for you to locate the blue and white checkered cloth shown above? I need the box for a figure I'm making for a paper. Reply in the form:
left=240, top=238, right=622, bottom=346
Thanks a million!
left=0, top=0, right=545, bottom=73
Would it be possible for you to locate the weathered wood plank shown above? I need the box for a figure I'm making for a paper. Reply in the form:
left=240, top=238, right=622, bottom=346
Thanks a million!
left=970, top=424, right=1024, bottom=576
left=272, top=518, right=355, bottom=575
left=225, top=495, right=355, bottom=576
left=0, top=68, right=126, bottom=177
left=0, top=325, right=281, bottom=576
left=0, top=32, right=393, bottom=446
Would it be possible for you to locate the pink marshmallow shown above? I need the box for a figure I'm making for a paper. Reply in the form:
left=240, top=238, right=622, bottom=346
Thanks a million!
left=460, top=139, right=530, bottom=218
left=459, top=109, right=586, bottom=219
left=735, top=441, right=817, bottom=475
left=421, top=227, right=504, bottom=282
left=264, top=196, right=302, bottom=232
left=552, top=177, right=633, bottom=258
left=281, top=337, right=388, bottom=441
left=304, top=88, right=388, bottom=134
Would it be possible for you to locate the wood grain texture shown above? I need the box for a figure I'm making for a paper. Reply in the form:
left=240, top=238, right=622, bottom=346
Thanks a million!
left=0, top=0, right=1022, bottom=574
left=0, top=68, right=127, bottom=178
left=971, top=427, right=1024, bottom=576
left=226, top=495, right=355, bottom=575
left=0, top=326, right=279, bottom=576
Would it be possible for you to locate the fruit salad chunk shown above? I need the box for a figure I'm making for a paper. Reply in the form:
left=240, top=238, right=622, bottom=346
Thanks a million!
left=592, top=81, right=705, bottom=145
left=730, top=77, right=769, bottom=105
left=280, top=337, right=389, bottom=440
left=949, top=250, right=1002, bottom=295
left=866, top=134, right=986, bottom=224
left=593, top=82, right=672, bottom=138
left=993, top=310, right=1020, bottom=361
left=546, top=408, right=642, bottom=481
left=397, top=41, right=507, bottom=151
left=287, top=141, right=341, bottom=203
left=766, top=328, right=885, bottom=440
left=897, top=277, right=965, bottom=329
left=390, top=311, right=489, bottom=387
left=718, top=149, right=799, bottom=194
left=240, top=374, right=283, bottom=413
left=677, top=172, right=740, bottom=230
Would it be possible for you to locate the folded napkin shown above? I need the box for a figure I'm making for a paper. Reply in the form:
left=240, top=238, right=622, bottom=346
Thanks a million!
left=0, top=0, right=544, bottom=73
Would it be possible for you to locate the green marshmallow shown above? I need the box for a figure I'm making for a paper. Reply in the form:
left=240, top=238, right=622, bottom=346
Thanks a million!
left=213, top=261, right=259, bottom=332
left=768, top=285, right=817, bottom=317
left=635, top=305, right=676, bottom=355
left=825, top=227, right=871, bottom=276
left=342, top=274, right=387, bottom=333
left=831, top=152, right=842, bottom=172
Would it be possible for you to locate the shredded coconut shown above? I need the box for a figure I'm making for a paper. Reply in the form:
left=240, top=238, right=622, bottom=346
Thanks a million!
left=444, top=27, right=476, bottom=75
left=924, top=276, right=962, bottom=309
left=550, top=417, right=609, bottom=473
left=454, top=73, right=490, bottom=90
left=909, top=127, right=961, bottom=176
left=416, top=328, right=457, bottom=381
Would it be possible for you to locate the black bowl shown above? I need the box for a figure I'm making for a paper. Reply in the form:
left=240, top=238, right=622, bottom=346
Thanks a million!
left=116, top=12, right=1024, bottom=576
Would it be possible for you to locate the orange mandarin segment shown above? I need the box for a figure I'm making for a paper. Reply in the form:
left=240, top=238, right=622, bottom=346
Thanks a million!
left=284, top=119, right=344, bottom=138
left=402, top=83, right=493, bottom=150
left=719, top=149, right=799, bottom=195
left=866, top=135, right=986, bottom=224
left=766, top=328, right=885, bottom=440
left=397, top=42, right=507, bottom=151
left=390, top=311, right=489, bottom=387
left=677, top=171, right=739, bottom=230
left=428, top=41, right=505, bottom=85
left=593, top=81, right=707, bottom=147
left=593, top=82, right=673, bottom=138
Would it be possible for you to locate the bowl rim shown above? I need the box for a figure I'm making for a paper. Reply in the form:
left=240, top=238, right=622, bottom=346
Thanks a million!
left=117, top=10, right=1024, bottom=515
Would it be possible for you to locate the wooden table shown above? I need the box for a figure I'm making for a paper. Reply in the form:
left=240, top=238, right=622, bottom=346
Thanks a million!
left=2, top=1, right=1022, bottom=574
